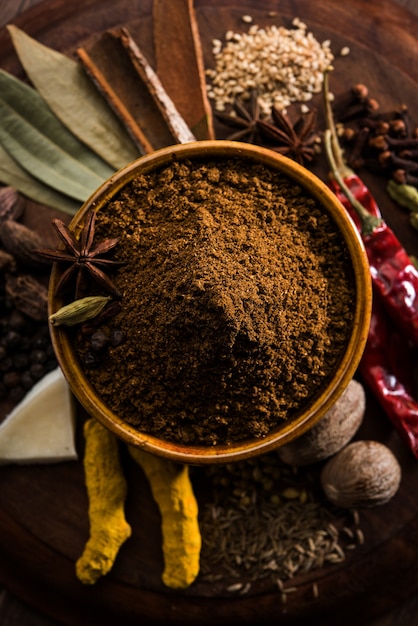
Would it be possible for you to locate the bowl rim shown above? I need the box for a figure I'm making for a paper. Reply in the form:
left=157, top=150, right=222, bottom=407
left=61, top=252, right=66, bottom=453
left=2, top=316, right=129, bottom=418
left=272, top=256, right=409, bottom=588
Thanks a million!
left=48, top=140, right=372, bottom=464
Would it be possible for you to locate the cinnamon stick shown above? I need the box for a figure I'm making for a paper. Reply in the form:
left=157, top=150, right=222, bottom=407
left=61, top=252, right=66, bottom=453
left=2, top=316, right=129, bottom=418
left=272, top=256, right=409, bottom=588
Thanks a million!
left=153, top=0, right=215, bottom=140
left=76, top=28, right=195, bottom=153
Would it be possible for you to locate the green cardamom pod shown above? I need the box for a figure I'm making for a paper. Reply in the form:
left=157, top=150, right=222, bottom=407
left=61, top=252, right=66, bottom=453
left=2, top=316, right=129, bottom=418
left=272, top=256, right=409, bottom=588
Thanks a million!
left=387, top=179, right=418, bottom=213
left=49, top=295, right=111, bottom=326
left=410, top=213, right=418, bottom=232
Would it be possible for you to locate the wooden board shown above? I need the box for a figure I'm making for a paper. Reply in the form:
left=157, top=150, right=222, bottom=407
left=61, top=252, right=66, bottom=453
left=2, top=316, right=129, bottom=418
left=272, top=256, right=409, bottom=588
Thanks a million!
left=1, top=1, right=418, bottom=624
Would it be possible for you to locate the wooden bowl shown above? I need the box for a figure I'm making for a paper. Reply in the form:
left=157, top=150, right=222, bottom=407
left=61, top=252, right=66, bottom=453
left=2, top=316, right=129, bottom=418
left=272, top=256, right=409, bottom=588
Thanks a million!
left=48, top=141, right=372, bottom=464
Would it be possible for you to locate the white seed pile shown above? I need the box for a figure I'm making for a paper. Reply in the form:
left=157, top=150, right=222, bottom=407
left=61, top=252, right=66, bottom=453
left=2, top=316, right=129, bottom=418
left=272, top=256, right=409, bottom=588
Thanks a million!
left=206, top=17, right=334, bottom=114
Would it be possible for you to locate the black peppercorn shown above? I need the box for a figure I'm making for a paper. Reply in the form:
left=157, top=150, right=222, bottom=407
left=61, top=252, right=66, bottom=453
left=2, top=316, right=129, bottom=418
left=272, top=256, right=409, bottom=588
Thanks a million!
left=30, top=349, right=47, bottom=364
left=3, top=330, right=21, bottom=348
left=13, top=352, right=29, bottom=369
left=91, top=331, right=110, bottom=351
left=84, top=352, right=100, bottom=368
left=29, top=362, right=46, bottom=380
left=3, top=371, right=21, bottom=388
left=111, top=329, right=124, bottom=347
left=21, top=371, right=34, bottom=390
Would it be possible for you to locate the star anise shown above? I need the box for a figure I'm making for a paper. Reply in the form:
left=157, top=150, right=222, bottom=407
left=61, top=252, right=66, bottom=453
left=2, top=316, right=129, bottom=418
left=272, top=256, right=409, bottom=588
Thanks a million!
left=215, top=89, right=264, bottom=143
left=37, top=210, right=124, bottom=298
left=258, top=106, right=319, bottom=164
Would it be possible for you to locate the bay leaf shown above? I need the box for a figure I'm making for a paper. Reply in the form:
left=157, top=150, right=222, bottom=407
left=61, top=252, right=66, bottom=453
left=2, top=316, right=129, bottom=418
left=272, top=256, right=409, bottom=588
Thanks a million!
left=0, top=69, right=114, bottom=180
left=7, top=25, right=140, bottom=170
left=0, top=144, right=81, bottom=214
left=0, top=98, right=104, bottom=201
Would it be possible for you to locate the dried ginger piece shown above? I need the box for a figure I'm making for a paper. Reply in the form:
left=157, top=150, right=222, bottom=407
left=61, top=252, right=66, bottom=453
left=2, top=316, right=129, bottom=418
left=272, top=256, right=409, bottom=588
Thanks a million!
left=129, top=446, right=201, bottom=589
left=76, top=418, right=132, bottom=584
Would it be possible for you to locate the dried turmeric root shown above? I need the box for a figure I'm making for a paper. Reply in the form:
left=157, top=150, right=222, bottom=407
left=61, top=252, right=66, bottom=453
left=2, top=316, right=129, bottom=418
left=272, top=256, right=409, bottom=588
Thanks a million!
left=129, top=446, right=201, bottom=589
left=76, top=418, right=132, bottom=585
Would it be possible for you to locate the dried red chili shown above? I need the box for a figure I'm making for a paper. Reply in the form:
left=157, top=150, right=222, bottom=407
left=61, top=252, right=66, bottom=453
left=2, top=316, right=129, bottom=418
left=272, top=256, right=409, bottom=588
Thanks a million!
left=327, top=175, right=381, bottom=227
left=323, top=72, right=418, bottom=457
left=359, top=291, right=418, bottom=458
left=325, top=130, right=418, bottom=346
left=322, top=72, right=418, bottom=346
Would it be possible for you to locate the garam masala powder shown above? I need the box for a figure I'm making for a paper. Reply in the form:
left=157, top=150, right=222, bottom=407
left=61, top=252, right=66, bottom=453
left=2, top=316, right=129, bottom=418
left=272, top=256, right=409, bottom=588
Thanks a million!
left=73, top=157, right=355, bottom=446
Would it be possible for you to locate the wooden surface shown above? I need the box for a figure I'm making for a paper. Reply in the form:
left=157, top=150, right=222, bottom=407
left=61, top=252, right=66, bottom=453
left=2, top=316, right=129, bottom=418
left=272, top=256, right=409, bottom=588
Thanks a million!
left=1, top=0, right=418, bottom=625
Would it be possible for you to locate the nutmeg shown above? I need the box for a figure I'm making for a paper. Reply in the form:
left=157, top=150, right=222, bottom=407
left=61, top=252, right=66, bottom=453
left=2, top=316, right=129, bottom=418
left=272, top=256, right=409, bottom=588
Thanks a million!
left=277, top=379, right=365, bottom=466
left=320, top=440, right=401, bottom=509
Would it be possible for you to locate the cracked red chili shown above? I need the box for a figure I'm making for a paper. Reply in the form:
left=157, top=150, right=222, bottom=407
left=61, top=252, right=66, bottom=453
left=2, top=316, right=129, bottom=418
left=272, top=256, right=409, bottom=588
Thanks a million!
left=324, top=127, right=418, bottom=347
left=323, top=71, right=418, bottom=458
left=359, top=291, right=418, bottom=458
left=325, top=142, right=418, bottom=457
left=327, top=174, right=381, bottom=226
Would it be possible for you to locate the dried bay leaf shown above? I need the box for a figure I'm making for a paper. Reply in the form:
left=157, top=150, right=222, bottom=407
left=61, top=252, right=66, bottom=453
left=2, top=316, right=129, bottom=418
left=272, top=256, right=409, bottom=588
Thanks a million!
left=7, top=25, right=140, bottom=170
left=0, top=69, right=114, bottom=180
left=0, top=143, right=81, bottom=215
left=0, top=99, right=103, bottom=201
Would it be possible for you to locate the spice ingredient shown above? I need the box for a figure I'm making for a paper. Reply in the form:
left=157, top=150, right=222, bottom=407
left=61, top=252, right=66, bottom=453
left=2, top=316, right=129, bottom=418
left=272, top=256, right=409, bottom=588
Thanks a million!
left=359, top=291, right=418, bottom=459
left=74, top=157, right=355, bottom=446
left=0, top=274, right=57, bottom=403
left=0, top=186, right=24, bottom=221
left=0, top=219, right=50, bottom=270
left=76, top=418, right=132, bottom=585
left=0, top=141, right=81, bottom=214
left=206, top=18, right=334, bottom=114
left=129, top=447, right=201, bottom=589
left=5, top=273, right=48, bottom=322
left=320, top=440, right=402, bottom=508
left=216, top=89, right=320, bottom=165
left=37, top=212, right=124, bottom=299
left=49, top=296, right=112, bottom=327
left=387, top=179, right=418, bottom=219
left=7, top=25, right=139, bottom=170
left=198, top=451, right=364, bottom=588
left=323, top=89, right=418, bottom=457
left=153, top=0, right=215, bottom=140
left=0, top=95, right=108, bottom=203
left=76, top=28, right=196, bottom=154
left=277, top=378, right=366, bottom=466
left=324, top=77, right=418, bottom=347
left=0, top=68, right=114, bottom=182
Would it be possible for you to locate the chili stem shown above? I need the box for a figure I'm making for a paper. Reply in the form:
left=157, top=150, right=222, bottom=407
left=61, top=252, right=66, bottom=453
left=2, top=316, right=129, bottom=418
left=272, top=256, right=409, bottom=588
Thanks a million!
left=323, top=70, right=352, bottom=178
left=323, top=129, right=382, bottom=235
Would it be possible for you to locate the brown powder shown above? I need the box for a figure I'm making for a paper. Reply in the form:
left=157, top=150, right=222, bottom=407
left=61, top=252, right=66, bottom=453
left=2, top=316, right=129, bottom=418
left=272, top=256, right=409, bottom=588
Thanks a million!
left=74, top=157, right=355, bottom=446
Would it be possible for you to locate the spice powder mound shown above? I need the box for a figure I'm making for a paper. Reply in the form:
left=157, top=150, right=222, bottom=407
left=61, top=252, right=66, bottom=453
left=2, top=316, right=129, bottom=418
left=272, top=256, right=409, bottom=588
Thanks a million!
left=74, top=157, right=355, bottom=446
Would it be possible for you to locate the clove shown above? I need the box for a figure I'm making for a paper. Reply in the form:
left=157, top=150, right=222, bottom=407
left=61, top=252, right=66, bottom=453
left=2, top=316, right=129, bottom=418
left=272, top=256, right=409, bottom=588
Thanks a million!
left=398, top=149, right=418, bottom=160
left=332, top=83, right=373, bottom=122
left=339, top=97, right=380, bottom=123
left=358, top=117, right=390, bottom=135
left=368, top=134, right=388, bottom=152
left=392, top=169, right=418, bottom=187
left=379, top=151, right=418, bottom=173
left=385, top=135, right=418, bottom=150
left=346, top=126, right=370, bottom=168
